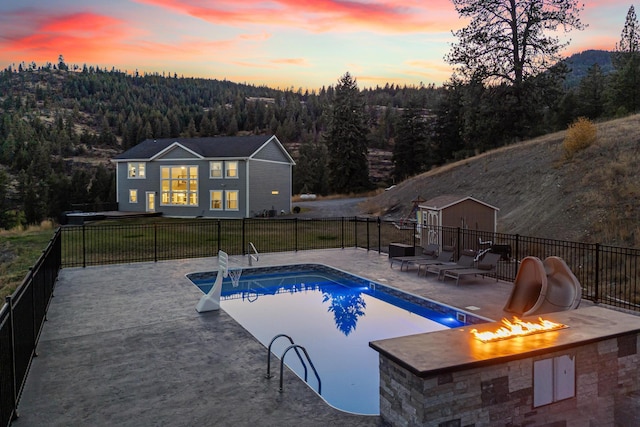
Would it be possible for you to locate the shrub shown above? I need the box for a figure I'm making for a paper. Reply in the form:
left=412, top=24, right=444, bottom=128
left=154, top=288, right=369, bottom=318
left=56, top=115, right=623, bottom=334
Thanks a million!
left=563, top=117, right=597, bottom=159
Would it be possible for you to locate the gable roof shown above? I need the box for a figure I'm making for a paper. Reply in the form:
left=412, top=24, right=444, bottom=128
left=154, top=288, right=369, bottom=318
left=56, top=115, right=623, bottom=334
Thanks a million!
left=419, top=195, right=499, bottom=211
left=112, top=135, right=293, bottom=163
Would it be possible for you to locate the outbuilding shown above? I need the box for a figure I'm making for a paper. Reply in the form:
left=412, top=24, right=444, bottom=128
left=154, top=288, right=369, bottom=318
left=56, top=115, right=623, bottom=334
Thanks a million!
left=418, top=195, right=499, bottom=249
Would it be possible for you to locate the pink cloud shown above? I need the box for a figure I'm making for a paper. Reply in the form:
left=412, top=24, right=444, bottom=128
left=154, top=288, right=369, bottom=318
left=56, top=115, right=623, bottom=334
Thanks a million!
left=134, top=0, right=455, bottom=33
left=270, top=58, right=310, bottom=66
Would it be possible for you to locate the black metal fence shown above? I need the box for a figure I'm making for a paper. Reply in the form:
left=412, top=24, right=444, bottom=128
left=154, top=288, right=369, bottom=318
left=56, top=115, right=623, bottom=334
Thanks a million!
left=0, top=229, right=61, bottom=427
left=58, top=217, right=640, bottom=312
left=3, top=217, right=640, bottom=425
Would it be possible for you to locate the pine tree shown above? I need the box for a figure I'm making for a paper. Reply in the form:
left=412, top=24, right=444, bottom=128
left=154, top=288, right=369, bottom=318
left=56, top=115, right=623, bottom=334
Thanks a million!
left=325, top=72, right=371, bottom=194
left=610, top=5, right=640, bottom=114
left=392, top=102, right=431, bottom=182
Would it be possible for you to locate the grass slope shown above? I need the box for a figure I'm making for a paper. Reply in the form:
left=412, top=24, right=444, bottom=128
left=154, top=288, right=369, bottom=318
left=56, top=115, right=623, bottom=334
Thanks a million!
left=363, top=114, right=640, bottom=247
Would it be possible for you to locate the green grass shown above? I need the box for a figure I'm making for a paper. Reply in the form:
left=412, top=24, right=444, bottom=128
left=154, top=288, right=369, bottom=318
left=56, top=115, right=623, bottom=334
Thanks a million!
left=0, top=225, right=57, bottom=301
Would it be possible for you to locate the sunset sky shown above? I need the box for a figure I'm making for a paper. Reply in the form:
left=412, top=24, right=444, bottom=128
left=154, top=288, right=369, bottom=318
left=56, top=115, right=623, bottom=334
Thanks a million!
left=0, top=1, right=632, bottom=90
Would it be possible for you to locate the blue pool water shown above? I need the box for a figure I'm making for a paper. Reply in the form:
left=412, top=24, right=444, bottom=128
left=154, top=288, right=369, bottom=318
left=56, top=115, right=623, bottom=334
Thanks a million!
left=188, top=264, right=482, bottom=415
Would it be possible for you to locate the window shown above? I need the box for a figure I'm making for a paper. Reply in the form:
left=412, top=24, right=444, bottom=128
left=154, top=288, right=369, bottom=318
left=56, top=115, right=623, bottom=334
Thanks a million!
left=160, top=166, right=198, bottom=206
left=210, top=191, right=223, bottom=210
left=225, top=161, right=238, bottom=178
left=127, top=162, right=146, bottom=178
left=129, top=189, right=138, bottom=203
left=226, top=190, right=239, bottom=210
left=210, top=161, right=222, bottom=178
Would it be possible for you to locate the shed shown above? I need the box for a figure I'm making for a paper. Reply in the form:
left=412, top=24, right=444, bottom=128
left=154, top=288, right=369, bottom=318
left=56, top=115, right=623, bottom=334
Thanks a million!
left=418, top=195, right=499, bottom=249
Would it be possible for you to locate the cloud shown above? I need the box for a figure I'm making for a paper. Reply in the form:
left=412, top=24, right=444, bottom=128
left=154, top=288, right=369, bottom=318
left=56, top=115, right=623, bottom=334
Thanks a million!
left=0, top=10, right=133, bottom=61
left=134, top=0, right=455, bottom=33
left=270, top=58, right=310, bottom=66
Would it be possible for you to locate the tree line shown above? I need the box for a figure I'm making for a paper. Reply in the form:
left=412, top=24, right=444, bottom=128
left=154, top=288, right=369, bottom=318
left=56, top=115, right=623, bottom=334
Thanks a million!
left=0, top=2, right=639, bottom=228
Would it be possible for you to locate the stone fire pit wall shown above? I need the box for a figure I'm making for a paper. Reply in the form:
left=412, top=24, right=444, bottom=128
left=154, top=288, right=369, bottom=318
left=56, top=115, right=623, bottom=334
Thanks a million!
left=370, top=307, right=640, bottom=426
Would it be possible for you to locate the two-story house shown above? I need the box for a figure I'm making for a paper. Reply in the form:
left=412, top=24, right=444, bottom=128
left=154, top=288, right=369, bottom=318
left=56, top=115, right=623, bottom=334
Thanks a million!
left=112, top=135, right=295, bottom=218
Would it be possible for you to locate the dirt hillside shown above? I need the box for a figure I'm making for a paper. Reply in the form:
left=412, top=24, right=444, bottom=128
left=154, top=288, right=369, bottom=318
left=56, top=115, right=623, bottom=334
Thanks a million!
left=362, top=114, right=640, bottom=247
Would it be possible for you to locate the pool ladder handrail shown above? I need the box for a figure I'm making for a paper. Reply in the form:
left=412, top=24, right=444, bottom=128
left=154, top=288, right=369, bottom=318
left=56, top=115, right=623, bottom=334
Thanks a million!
left=265, top=334, right=321, bottom=395
left=248, top=242, right=259, bottom=266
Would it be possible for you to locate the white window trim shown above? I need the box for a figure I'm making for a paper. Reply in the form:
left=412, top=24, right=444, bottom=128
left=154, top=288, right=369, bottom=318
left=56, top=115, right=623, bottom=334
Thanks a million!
left=209, top=161, right=223, bottom=179
left=210, top=190, right=223, bottom=211
left=127, top=162, right=146, bottom=179
left=159, top=165, right=199, bottom=207
left=225, top=161, right=239, bottom=179
left=225, top=190, right=239, bottom=211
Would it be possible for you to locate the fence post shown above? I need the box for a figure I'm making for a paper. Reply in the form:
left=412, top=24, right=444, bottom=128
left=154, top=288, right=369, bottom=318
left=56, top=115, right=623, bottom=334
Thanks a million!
left=377, top=217, right=381, bottom=254
left=242, top=218, right=246, bottom=255
left=594, top=243, right=600, bottom=304
left=6, top=295, right=19, bottom=421
left=366, top=217, right=370, bottom=251
left=217, top=220, right=221, bottom=254
left=341, top=217, right=344, bottom=249
left=154, top=223, right=158, bottom=262
left=82, top=224, right=86, bottom=268
left=354, top=217, right=358, bottom=249
left=456, top=227, right=461, bottom=260
left=295, top=218, right=298, bottom=252
left=413, top=222, right=417, bottom=248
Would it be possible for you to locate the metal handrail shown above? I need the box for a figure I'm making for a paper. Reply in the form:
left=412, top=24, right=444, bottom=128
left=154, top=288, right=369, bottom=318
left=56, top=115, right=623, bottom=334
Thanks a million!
left=265, top=334, right=305, bottom=380
left=248, top=242, right=259, bottom=266
left=279, top=344, right=321, bottom=395
left=265, top=334, right=321, bottom=395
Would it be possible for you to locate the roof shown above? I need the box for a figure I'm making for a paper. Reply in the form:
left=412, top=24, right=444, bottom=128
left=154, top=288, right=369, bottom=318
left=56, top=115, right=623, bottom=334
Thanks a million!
left=419, top=195, right=499, bottom=211
left=112, top=135, right=293, bottom=163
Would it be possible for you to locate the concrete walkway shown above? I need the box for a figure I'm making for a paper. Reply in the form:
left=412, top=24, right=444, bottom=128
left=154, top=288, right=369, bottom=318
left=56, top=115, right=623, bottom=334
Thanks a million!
left=13, top=249, right=544, bottom=426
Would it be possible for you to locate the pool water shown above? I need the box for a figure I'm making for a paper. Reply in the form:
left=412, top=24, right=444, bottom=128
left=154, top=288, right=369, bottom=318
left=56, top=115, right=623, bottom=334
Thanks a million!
left=189, top=265, right=473, bottom=415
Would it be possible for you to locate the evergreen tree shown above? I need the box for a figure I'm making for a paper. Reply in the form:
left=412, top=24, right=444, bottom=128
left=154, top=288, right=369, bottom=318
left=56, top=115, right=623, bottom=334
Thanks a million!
left=392, top=102, right=431, bottom=182
left=577, top=64, right=606, bottom=119
left=610, top=5, right=640, bottom=114
left=293, top=141, right=329, bottom=196
left=325, top=72, right=371, bottom=194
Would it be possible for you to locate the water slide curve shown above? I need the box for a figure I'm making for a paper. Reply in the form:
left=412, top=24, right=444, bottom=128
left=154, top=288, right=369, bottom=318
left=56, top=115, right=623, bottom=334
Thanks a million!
left=504, top=256, right=582, bottom=316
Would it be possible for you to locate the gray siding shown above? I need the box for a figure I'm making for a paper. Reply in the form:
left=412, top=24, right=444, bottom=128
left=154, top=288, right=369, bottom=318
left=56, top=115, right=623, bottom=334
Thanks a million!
left=159, top=145, right=200, bottom=160
left=253, top=139, right=290, bottom=163
left=248, top=159, right=292, bottom=216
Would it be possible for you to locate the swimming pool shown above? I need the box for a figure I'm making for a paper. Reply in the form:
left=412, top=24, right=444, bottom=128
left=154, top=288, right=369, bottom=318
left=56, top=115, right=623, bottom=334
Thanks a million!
left=187, top=264, right=487, bottom=415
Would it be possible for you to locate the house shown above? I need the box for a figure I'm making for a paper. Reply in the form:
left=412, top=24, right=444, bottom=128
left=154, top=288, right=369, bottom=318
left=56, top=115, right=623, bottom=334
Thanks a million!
left=112, top=135, right=295, bottom=218
left=418, top=195, right=499, bottom=250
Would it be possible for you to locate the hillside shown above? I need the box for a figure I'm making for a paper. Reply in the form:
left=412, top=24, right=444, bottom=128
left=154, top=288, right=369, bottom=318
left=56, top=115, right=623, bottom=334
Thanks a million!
left=362, top=115, right=640, bottom=247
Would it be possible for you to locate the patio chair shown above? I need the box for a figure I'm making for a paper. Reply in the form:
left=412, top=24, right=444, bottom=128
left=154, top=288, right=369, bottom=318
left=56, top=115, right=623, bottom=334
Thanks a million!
left=442, top=252, right=502, bottom=286
left=389, top=243, right=439, bottom=271
left=411, top=248, right=455, bottom=275
left=423, top=250, right=476, bottom=280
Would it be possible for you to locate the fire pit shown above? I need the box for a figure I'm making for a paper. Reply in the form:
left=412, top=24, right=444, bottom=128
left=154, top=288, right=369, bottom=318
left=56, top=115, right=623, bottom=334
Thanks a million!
left=470, top=316, right=567, bottom=343
left=370, top=306, right=640, bottom=426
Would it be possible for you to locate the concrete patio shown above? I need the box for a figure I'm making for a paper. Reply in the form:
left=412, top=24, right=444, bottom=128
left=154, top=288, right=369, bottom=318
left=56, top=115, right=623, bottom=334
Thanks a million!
left=13, top=248, right=595, bottom=426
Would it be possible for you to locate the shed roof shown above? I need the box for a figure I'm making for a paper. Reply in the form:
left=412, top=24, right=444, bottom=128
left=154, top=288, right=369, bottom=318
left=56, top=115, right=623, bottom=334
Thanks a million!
left=112, top=135, right=293, bottom=164
left=419, top=195, right=499, bottom=211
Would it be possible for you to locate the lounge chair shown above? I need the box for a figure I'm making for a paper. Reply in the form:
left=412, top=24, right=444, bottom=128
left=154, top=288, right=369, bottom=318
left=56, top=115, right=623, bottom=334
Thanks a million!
left=442, top=252, right=502, bottom=285
left=389, top=243, right=439, bottom=271
left=411, top=248, right=455, bottom=275
left=423, top=250, right=476, bottom=280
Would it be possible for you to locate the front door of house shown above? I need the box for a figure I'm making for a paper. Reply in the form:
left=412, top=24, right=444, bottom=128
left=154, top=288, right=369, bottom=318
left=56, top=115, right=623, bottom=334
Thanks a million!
left=146, top=192, right=156, bottom=212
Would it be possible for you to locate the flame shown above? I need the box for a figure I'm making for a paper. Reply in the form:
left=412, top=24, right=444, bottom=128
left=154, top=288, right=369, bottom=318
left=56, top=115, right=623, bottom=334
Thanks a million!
left=470, top=317, right=567, bottom=343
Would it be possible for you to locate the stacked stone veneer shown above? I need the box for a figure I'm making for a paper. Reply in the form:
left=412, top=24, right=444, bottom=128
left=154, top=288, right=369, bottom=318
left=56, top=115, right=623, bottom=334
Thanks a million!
left=379, top=333, right=640, bottom=426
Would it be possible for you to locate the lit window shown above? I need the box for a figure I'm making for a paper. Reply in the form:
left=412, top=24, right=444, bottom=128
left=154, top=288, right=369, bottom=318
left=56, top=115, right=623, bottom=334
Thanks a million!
left=160, top=165, right=198, bottom=206
left=271, top=190, right=279, bottom=195
left=128, top=162, right=146, bottom=178
left=225, top=161, right=238, bottom=178
left=210, top=161, right=222, bottom=178
left=129, top=189, right=138, bottom=203
left=226, top=190, right=239, bottom=210
left=210, top=191, right=223, bottom=210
